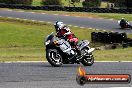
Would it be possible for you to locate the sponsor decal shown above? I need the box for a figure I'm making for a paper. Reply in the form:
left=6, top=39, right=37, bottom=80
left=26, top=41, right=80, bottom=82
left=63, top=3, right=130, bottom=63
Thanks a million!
left=76, top=67, right=131, bottom=85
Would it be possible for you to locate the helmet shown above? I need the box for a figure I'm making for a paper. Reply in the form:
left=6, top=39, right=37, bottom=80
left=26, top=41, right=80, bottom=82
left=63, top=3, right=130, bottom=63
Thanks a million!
left=121, top=18, right=125, bottom=20
left=55, top=21, right=65, bottom=29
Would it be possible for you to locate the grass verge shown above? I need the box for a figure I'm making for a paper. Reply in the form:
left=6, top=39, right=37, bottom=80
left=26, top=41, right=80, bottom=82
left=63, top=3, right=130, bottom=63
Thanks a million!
left=0, top=17, right=132, bottom=62
left=95, top=47, right=132, bottom=61
left=32, top=0, right=41, bottom=6
left=0, top=17, right=98, bottom=62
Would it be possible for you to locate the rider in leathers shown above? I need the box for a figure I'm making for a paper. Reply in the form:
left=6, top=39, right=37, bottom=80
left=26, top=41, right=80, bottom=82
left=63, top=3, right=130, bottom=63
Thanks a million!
left=118, top=18, right=132, bottom=28
left=54, top=21, right=81, bottom=58
left=54, top=21, right=78, bottom=47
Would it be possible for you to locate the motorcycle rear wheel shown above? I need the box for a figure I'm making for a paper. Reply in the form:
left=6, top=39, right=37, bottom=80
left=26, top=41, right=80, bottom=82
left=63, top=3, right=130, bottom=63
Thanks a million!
left=81, top=48, right=94, bottom=66
left=82, top=56, right=94, bottom=66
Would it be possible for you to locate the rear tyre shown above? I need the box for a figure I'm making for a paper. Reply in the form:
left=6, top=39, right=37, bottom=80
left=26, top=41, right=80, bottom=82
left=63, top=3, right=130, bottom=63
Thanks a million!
left=81, top=48, right=94, bottom=66
left=82, top=56, right=94, bottom=66
left=46, top=49, right=63, bottom=67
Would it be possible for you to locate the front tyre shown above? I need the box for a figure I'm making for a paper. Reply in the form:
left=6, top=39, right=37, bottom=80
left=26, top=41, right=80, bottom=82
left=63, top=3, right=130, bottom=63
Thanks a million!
left=81, top=48, right=94, bottom=66
left=46, top=49, right=63, bottom=67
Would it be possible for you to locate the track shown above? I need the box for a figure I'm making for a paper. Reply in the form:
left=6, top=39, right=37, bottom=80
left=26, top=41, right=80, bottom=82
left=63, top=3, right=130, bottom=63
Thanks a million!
left=0, top=10, right=132, bottom=87
left=0, top=10, right=132, bottom=33
left=0, top=62, right=132, bottom=88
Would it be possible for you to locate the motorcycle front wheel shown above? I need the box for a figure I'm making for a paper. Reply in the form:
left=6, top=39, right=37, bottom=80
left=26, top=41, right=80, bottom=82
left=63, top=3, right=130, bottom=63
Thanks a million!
left=81, top=48, right=94, bottom=66
left=46, top=49, right=63, bottom=67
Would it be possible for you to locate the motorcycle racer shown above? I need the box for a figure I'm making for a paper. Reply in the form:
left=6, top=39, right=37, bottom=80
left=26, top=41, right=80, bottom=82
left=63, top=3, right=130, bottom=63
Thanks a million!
left=119, top=18, right=129, bottom=25
left=54, top=21, right=78, bottom=47
left=118, top=18, right=132, bottom=29
left=45, top=21, right=95, bottom=66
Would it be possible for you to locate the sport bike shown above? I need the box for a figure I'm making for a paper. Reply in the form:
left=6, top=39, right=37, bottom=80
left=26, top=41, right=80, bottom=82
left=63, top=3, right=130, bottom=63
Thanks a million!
left=45, top=32, right=95, bottom=67
left=118, top=21, right=132, bottom=29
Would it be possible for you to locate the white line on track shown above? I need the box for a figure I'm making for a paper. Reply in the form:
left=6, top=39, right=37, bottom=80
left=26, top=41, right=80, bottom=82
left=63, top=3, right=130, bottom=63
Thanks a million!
left=38, top=21, right=45, bottom=23
left=80, top=27, right=85, bottom=29
left=89, top=28, right=94, bottom=30
left=31, top=20, right=36, bottom=22
left=74, top=26, right=79, bottom=27
left=64, top=15, right=70, bottom=16
left=7, top=17, right=13, bottom=19
left=68, top=25, right=72, bottom=27
left=23, top=19, right=28, bottom=20
left=7, top=10, right=13, bottom=11
left=41, top=13, right=46, bottom=14
left=30, top=12, right=35, bottom=13
left=92, top=29, right=96, bottom=31
left=47, top=22, right=52, bottom=24
left=96, top=61, right=119, bottom=62
left=15, top=18, right=20, bottom=20
left=53, top=14, right=59, bottom=16
left=0, top=61, right=45, bottom=63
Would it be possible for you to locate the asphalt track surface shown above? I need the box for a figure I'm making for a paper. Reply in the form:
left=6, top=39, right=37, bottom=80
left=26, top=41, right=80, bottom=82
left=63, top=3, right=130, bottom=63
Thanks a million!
left=0, top=10, right=132, bottom=33
left=0, top=62, right=132, bottom=88
left=0, top=10, right=132, bottom=88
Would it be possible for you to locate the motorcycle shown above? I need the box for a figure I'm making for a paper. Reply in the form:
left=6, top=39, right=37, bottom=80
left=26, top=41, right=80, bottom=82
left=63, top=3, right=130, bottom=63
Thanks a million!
left=45, top=32, right=95, bottom=67
left=118, top=21, right=132, bottom=29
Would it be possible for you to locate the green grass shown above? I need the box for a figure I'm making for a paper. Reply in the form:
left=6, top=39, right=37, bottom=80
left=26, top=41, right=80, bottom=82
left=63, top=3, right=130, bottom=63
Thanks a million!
left=95, top=47, right=132, bottom=61
left=100, top=2, right=107, bottom=8
left=0, top=18, right=132, bottom=62
left=0, top=18, right=96, bottom=62
left=0, top=19, right=51, bottom=62
left=0, top=21, right=52, bottom=48
left=32, top=0, right=41, bottom=6
left=0, top=48, right=44, bottom=62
